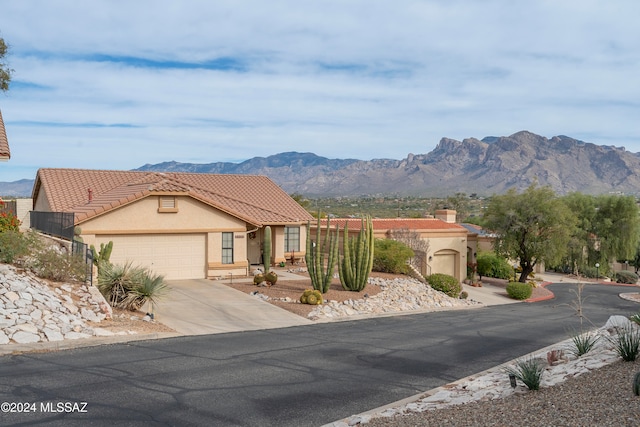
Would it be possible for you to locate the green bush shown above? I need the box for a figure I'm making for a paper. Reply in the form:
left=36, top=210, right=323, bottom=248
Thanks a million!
left=373, top=239, right=414, bottom=274
left=0, top=210, right=20, bottom=232
left=615, top=271, right=638, bottom=284
left=427, top=273, right=461, bottom=298
left=506, top=281, right=533, bottom=300
left=476, top=252, right=514, bottom=280
left=0, top=230, right=32, bottom=263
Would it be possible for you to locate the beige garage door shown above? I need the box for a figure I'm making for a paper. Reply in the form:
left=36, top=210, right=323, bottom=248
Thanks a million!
left=95, top=234, right=206, bottom=280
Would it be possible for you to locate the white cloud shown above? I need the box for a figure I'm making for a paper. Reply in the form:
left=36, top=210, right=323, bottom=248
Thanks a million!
left=0, top=0, right=639, bottom=182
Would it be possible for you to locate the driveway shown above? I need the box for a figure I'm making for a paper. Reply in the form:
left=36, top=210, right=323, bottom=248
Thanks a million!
left=154, top=279, right=312, bottom=335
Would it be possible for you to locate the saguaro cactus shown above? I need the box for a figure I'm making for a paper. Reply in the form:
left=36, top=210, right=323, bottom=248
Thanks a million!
left=338, top=216, right=374, bottom=292
left=305, top=217, right=339, bottom=293
left=90, top=241, right=113, bottom=274
left=263, top=226, right=272, bottom=274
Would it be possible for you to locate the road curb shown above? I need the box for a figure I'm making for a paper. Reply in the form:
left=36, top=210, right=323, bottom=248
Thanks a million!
left=0, top=331, right=182, bottom=356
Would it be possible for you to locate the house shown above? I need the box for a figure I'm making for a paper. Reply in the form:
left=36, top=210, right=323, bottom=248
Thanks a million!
left=314, top=210, right=470, bottom=281
left=0, top=109, right=10, bottom=161
left=31, top=168, right=314, bottom=280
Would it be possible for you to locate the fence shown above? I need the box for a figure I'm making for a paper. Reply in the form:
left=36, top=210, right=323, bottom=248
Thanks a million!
left=0, top=199, right=17, bottom=217
left=30, top=211, right=75, bottom=241
left=72, top=240, right=94, bottom=285
left=30, top=211, right=93, bottom=284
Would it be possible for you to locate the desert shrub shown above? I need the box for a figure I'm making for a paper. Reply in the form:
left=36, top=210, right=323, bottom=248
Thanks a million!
left=505, top=357, right=545, bottom=390
left=610, top=325, right=640, bottom=362
left=98, top=262, right=168, bottom=311
left=427, top=273, right=461, bottom=298
left=122, top=271, right=168, bottom=312
left=567, top=330, right=600, bottom=357
left=506, top=281, right=533, bottom=300
left=580, top=266, right=601, bottom=278
left=373, top=239, right=414, bottom=274
left=0, top=230, right=32, bottom=263
left=30, top=247, right=87, bottom=282
left=614, top=270, right=638, bottom=284
left=476, top=252, right=513, bottom=280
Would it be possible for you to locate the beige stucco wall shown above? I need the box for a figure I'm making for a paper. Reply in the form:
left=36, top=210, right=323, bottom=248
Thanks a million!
left=312, top=224, right=469, bottom=281
left=421, top=230, right=468, bottom=280
left=80, top=195, right=250, bottom=278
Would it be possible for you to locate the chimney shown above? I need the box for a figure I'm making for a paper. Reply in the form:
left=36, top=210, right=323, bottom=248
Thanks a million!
left=435, top=209, right=457, bottom=223
left=88, top=188, right=93, bottom=203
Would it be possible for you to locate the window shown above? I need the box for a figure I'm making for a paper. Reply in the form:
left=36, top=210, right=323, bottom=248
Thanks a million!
left=158, top=196, right=178, bottom=213
left=284, top=226, right=300, bottom=252
left=222, top=232, right=234, bottom=264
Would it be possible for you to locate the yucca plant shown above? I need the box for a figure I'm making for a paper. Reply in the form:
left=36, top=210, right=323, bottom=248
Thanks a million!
left=567, top=329, right=600, bottom=357
left=123, top=271, right=168, bottom=313
left=611, top=325, right=640, bottom=362
left=504, top=357, right=545, bottom=391
left=97, top=262, right=146, bottom=309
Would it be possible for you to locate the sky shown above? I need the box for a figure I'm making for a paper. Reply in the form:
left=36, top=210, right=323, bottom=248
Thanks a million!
left=0, top=0, right=638, bottom=182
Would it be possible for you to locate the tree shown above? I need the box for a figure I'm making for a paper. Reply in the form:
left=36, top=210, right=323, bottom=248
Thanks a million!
left=560, top=193, right=640, bottom=275
left=483, top=184, right=576, bottom=282
left=592, top=194, right=640, bottom=266
left=0, top=37, right=12, bottom=92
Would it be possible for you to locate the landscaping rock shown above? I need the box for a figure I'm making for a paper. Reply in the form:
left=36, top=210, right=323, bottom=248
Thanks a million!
left=0, top=264, right=115, bottom=345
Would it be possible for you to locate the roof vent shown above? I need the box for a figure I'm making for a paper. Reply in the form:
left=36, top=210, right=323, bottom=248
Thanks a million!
left=88, top=188, right=93, bottom=203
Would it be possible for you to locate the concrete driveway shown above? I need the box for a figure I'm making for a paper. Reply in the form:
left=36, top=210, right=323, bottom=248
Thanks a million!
left=154, top=279, right=312, bottom=335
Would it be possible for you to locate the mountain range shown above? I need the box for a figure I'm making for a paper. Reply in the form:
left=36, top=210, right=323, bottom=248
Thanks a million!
left=3, top=131, right=640, bottom=198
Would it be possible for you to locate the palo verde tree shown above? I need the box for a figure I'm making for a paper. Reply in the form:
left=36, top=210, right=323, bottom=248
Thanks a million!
left=483, top=184, right=576, bottom=282
left=0, top=36, right=13, bottom=92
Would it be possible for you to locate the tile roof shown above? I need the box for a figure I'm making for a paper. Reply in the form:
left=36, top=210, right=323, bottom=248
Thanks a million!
left=32, top=168, right=315, bottom=226
left=319, top=217, right=467, bottom=231
left=0, top=109, right=10, bottom=160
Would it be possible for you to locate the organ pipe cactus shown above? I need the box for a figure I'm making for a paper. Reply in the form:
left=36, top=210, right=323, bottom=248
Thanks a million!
left=263, top=226, right=272, bottom=274
left=305, top=217, right=339, bottom=293
left=338, top=216, right=374, bottom=292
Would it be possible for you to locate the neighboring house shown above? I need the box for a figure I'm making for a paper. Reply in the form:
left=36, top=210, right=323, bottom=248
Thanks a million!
left=31, top=168, right=314, bottom=280
left=315, top=210, right=470, bottom=281
left=461, top=222, right=495, bottom=255
left=0, top=109, right=10, bottom=161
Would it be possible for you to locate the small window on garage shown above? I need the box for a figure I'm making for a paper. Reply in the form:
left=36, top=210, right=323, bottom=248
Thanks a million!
left=222, top=232, right=234, bottom=264
left=158, top=196, right=178, bottom=213
left=285, top=226, right=300, bottom=252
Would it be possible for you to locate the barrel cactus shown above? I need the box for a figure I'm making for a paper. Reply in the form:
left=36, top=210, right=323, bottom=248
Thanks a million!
left=300, top=289, right=323, bottom=305
left=265, top=270, right=278, bottom=286
left=253, top=273, right=265, bottom=285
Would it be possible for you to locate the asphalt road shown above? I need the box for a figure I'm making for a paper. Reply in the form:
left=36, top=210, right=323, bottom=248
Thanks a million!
left=0, top=282, right=637, bottom=426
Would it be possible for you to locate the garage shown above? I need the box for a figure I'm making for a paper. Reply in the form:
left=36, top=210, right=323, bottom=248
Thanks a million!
left=95, top=234, right=207, bottom=280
